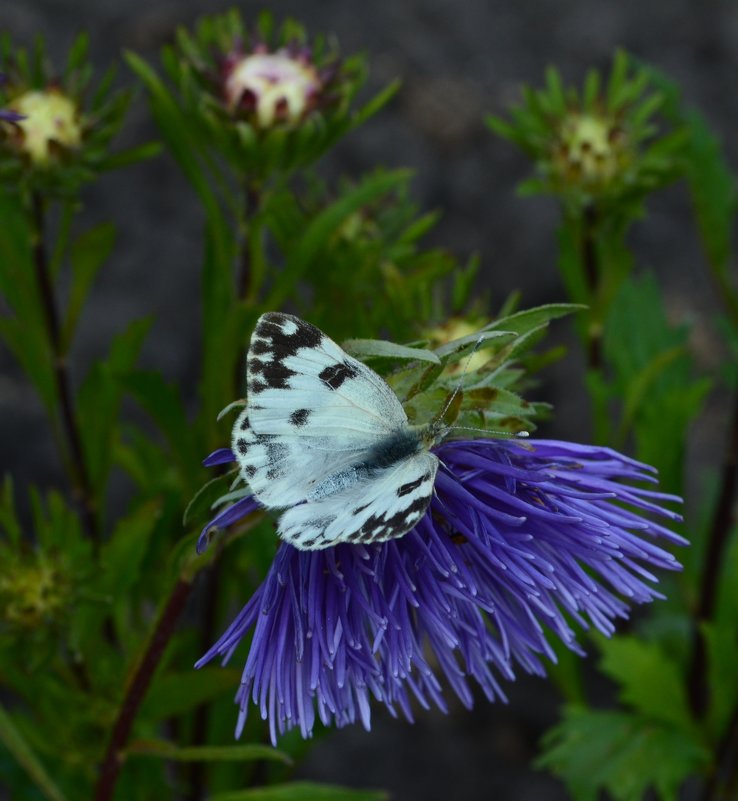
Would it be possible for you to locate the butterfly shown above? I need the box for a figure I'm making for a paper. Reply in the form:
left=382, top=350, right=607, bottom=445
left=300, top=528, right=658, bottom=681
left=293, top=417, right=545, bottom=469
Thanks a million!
left=232, top=312, right=448, bottom=550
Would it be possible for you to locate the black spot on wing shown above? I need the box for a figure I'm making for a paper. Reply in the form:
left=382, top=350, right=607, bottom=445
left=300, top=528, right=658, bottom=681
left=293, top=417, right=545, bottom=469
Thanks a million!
left=396, top=471, right=432, bottom=497
left=357, top=495, right=431, bottom=543
left=248, top=357, right=295, bottom=389
left=289, top=408, right=310, bottom=426
left=239, top=416, right=250, bottom=431
left=319, top=361, right=359, bottom=390
left=248, top=378, right=268, bottom=394
left=236, top=438, right=249, bottom=455
left=254, top=313, right=324, bottom=360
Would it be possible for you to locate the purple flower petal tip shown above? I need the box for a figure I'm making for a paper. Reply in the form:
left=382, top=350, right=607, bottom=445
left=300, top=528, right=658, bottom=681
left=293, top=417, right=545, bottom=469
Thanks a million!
left=202, top=447, right=236, bottom=467
left=196, top=437, right=685, bottom=743
left=0, top=109, right=24, bottom=123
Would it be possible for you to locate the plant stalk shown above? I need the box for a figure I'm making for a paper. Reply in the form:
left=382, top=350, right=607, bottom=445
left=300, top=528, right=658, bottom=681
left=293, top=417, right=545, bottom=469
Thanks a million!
left=581, top=202, right=602, bottom=372
left=93, top=577, right=193, bottom=801
left=30, top=191, right=100, bottom=547
left=236, top=181, right=262, bottom=303
left=688, top=389, right=738, bottom=718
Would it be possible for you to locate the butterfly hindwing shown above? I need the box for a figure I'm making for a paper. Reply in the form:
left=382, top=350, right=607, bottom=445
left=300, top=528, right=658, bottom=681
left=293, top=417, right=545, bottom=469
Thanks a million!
left=277, top=451, right=439, bottom=549
left=233, top=312, right=410, bottom=509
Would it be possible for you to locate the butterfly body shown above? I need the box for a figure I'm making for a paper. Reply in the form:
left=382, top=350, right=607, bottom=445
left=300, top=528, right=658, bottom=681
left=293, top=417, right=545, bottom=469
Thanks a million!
left=232, top=312, right=444, bottom=550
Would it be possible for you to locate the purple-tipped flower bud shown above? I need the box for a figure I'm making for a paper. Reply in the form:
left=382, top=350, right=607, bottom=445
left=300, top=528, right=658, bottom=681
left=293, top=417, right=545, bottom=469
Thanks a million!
left=222, top=48, right=323, bottom=128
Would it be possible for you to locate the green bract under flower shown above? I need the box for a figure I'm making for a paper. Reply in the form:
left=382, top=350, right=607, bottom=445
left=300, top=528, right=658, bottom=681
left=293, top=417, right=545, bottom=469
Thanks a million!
left=487, top=51, right=685, bottom=212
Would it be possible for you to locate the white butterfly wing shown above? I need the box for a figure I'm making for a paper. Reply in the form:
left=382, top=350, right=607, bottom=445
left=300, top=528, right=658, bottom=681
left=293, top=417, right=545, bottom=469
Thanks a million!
left=277, top=451, right=439, bottom=549
left=233, top=312, right=409, bottom=508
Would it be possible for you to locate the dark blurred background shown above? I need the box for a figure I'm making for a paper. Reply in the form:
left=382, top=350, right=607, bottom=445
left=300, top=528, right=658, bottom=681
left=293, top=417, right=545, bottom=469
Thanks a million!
left=1, top=1, right=732, bottom=799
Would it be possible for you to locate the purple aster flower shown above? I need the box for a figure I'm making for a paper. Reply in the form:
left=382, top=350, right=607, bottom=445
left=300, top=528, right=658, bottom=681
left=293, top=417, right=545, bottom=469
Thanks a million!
left=196, top=438, right=684, bottom=744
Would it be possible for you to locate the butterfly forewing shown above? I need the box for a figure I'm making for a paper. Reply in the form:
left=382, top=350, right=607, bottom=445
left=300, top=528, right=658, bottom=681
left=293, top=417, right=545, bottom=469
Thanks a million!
left=233, top=313, right=411, bottom=511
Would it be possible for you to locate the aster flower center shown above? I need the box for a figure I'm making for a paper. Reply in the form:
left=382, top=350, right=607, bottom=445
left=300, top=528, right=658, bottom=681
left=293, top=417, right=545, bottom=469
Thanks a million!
left=7, top=89, right=82, bottom=163
left=553, top=112, right=628, bottom=188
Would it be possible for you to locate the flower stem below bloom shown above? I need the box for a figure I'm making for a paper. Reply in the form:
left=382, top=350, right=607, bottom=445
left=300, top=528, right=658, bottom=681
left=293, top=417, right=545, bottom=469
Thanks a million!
left=30, top=191, right=99, bottom=548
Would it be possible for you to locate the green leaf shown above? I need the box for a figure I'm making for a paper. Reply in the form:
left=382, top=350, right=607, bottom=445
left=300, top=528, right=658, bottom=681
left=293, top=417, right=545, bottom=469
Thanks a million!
left=704, top=620, right=738, bottom=740
left=350, top=79, right=401, bottom=128
left=77, top=318, right=151, bottom=492
left=140, top=668, right=242, bottom=721
left=485, top=303, right=585, bottom=336
left=0, top=704, right=69, bottom=801
left=597, top=636, right=694, bottom=733
left=538, top=706, right=710, bottom=801
left=124, top=370, right=198, bottom=485
left=434, top=330, right=516, bottom=362
left=62, top=222, right=116, bottom=348
left=208, top=783, right=388, bottom=801
left=126, top=739, right=292, bottom=765
left=95, top=140, right=163, bottom=172
left=98, top=500, right=159, bottom=596
left=183, top=471, right=237, bottom=527
left=125, top=51, right=216, bottom=214
left=266, top=169, right=412, bottom=309
left=342, top=338, right=440, bottom=364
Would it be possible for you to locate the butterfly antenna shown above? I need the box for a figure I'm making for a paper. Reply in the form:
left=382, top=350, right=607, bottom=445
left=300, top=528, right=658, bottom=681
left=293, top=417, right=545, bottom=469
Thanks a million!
left=438, top=333, right=530, bottom=440
left=449, top=423, right=530, bottom=438
left=436, top=332, right=488, bottom=423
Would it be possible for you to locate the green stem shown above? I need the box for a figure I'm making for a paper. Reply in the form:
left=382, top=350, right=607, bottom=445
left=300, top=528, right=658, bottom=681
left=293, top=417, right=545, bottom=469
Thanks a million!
left=700, top=704, right=738, bottom=801
left=93, top=577, right=193, bottom=801
left=236, top=181, right=262, bottom=303
left=581, top=202, right=602, bottom=371
left=30, top=191, right=99, bottom=548
left=186, top=558, right=223, bottom=801
left=687, top=389, right=738, bottom=718
left=233, top=181, right=262, bottom=395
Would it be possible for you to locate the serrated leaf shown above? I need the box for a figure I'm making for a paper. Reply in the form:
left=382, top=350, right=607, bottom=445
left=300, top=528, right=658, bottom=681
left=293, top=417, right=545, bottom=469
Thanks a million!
left=538, top=706, right=709, bottom=801
left=127, top=739, right=291, bottom=765
left=0, top=704, right=68, bottom=801
left=342, top=338, right=440, bottom=364
left=208, top=783, right=388, bottom=801
left=597, top=636, right=694, bottom=733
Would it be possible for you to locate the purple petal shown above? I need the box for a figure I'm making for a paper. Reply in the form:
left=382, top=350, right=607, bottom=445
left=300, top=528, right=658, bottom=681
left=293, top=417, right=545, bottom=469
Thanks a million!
left=196, top=437, right=685, bottom=742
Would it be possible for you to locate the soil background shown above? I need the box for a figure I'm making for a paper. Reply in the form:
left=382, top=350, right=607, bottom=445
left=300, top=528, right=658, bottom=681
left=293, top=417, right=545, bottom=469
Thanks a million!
left=1, top=1, right=734, bottom=799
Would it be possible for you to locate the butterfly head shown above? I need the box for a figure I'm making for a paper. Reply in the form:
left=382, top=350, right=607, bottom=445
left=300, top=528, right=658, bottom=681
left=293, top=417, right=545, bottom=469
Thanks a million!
left=419, top=417, right=451, bottom=450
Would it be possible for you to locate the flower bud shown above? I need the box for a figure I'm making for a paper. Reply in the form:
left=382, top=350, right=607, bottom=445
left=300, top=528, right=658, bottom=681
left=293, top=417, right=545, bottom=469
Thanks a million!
left=222, top=47, right=323, bottom=128
left=552, top=112, right=629, bottom=191
left=6, top=89, right=82, bottom=163
left=0, top=555, right=70, bottom=630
